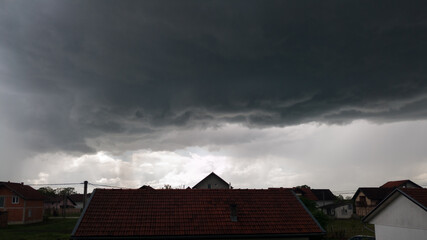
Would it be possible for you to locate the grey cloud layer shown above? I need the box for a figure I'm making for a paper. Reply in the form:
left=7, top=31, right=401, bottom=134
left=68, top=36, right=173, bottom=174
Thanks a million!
left=1, top=1, right=427, bottom=154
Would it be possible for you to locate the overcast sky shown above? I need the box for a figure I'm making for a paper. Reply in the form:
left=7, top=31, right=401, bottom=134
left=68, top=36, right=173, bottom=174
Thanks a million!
left=1, top=1, right=427, bottom=194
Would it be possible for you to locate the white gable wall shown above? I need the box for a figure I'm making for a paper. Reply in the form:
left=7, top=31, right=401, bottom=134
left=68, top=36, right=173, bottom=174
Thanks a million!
left=370, top=194, right=427, bottom=240
left=375, top=225, right=427, bottom=240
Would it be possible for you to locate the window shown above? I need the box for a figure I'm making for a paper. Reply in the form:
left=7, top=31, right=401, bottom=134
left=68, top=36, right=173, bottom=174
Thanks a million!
left=28, top=209, right=32, bottom=218
left=12, top=196, right=19, bottom=204
left=348, top=204, right=352, bottom=210
left=208, top=184, right=211, bottom=189
left=0, top=197, right=4, bottom=207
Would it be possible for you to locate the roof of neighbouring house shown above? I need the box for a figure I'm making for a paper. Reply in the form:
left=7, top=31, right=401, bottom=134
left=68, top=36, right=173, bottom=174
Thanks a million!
left=352, top=187, right=394, bottom=201
left=401, top=188, right=427, bottom=209
left=292, top=187, right=318, bottom=201
left=311, top=189, right=337, bottom=201
left=363, top=188, right=427, bottom=222
left=192, top=172, right=230, bottom=189
left=380, top=179, right=422, bottom=189
left=71, top=188, right=325, bottom=239
left=320, top=201, right=353, bottom=209
left=0, top=181, right=45, bottom=200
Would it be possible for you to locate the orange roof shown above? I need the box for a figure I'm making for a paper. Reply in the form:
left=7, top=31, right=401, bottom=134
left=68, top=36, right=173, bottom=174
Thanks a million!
left=72, top=188, right=324, bottom=239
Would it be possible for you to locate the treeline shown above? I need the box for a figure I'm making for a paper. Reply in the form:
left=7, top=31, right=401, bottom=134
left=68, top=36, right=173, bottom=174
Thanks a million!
left=37, top=187, right=77, bottom=197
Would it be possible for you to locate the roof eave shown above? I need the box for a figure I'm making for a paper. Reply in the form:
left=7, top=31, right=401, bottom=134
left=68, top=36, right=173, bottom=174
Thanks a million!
left=71, top=232, right=326, bottom=240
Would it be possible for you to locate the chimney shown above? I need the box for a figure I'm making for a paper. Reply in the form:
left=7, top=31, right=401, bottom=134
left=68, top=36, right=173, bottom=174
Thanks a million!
left=230, top=204, right=237, bottom=222
left=21, top=182, right=24, bottom=185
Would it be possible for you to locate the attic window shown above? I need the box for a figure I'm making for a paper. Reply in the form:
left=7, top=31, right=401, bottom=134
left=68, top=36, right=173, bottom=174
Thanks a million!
left=230, top=204, right=237, bottom=222
left=208, top=184, right=211, bottom=189
left=12, top=196, right=19, bottom=204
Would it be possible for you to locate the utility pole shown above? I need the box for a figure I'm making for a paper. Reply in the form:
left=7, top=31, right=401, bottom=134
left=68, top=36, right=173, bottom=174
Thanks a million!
left=83, top=181, right=88, bottom=210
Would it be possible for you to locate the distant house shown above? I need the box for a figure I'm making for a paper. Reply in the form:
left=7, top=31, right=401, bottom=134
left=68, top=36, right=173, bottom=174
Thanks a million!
left=69, top=194, right=91, bottom=209
left=293, top=187, right=337, bottom=207
left=311, top=189, right=337, bottom=207
left=363, top=188, right=427, bottom=240
left=321, top=201, right=353, bottom=219
left=352, top=187, right=394, bottom=217
left=71, top=188, right=325, bottom=239
left=353, top=179, right=422, bottom=217
left=193, top=172, right=231, bottom=189
left=293, top=187, right=318, bottom=201
left=379, top=179, right=422, bottom=189
left=44, top=195, right=77, bottom=216
left=0, top=181, right=45, bottom=224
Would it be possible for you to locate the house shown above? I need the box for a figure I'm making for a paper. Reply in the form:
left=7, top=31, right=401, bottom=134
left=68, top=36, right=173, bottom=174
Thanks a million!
left=363, top=188, right=427, bottom=240
left=311, top=189, right=337, bottom=207
left=0, top=181, right=45, bottom=224
left=352, top=187, right=393, bottom=216
left=44, top=195, right=77, bottom=216
left=293, top=187, right=318, bottom=201
left=352, top=179, right=422, bottom=217
left=293, top=187, right=337, bottom=207
left=193, top=172, right=231, bottom=189
left=71, top=188, right=325, bottom=239
left=320, top=201, right=353, bottom=219
left=69, top=193, right=91, bottom=209
left=379, top=179, right=422, bottom=189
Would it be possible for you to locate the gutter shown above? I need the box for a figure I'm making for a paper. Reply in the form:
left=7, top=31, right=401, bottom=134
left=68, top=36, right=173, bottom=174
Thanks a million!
left=71, top=232, right=325, bottom=240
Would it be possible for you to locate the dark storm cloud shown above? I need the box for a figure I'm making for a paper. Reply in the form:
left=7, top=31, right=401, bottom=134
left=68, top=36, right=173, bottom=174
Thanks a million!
left=1, top=0, right=427, bottom=153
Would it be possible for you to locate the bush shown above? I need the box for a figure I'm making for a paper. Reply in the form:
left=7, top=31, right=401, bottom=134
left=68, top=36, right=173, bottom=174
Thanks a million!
left=299, top=196, right=329, bottom=229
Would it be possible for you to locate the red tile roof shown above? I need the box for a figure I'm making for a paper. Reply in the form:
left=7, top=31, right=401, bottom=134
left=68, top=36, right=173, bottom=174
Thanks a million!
left=380, top=179, right=421, bottom=189
left=293, top=187, right=318, bottom=201
left=401, top=188, right=427, bottom=209
left=0, top=182, right=45, bottom=200
left=72, top=188, right=324, bottom=239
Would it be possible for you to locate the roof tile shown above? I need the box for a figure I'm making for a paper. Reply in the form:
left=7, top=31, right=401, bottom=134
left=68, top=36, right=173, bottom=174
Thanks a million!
left=73, top=188, right=323, bottom=238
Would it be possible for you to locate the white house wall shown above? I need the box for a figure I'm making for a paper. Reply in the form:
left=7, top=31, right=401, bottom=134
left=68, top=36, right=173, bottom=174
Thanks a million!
left=334, top=205, right=352, bottom=219
left=375, top=224, right=427, bottom=240
left=370, top=194, right=427, bottom=230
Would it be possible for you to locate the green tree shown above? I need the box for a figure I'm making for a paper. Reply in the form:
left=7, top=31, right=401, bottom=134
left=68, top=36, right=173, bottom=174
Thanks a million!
left=56, top=187, right=77, bottom=196
left=38, top=187, right=56, bottom=197
left=299, top=197, right=329, bottom=230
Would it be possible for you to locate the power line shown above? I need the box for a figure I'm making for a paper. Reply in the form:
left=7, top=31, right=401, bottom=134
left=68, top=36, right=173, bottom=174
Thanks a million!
left=27, top=182, right=83, bottom=186
left=88, top=183, right=127, bottom=188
